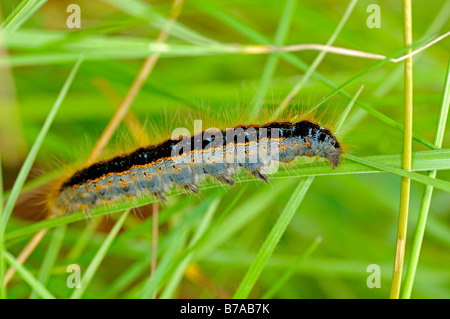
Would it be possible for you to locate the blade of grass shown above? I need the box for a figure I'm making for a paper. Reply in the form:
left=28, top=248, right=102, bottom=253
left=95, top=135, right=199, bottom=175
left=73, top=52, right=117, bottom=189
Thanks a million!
left=101, top=253, right=151, bottom=298
left=164, top=186, right=248, bottom=272
left=0, top=156, right=5, bottom=298
left=233, top=176, right=314, bottom=298
left=3, top=250, right=55, bottom=299
left=335, top=85, right=364, bottom=134
left=192, top=0, right=437, bottom=150
left=140, top=195, right=221, bottom=298
left=274, top=0, right=358, bottom=118
left=86, top=0, right=185, bottom=164
left=0, top=56, right=83, bottom=234
left=1, top=0, right=31, bottom=28
left=262, top=236, right=322, bottom=299
left=140, top=223, right=188, bottom=299
left=305, top=37, right=437, bottom=151
left=202, top=253, right=450, bottom=285
left=307, top=36, right=427, bottom=114
left=150, top=202, right=158, bottom=299
left=160, top=195, right=221, bottom=298
left=103, top=0, right=215, bottom=45
left=0, top=56, right=83, bottom=286
left=22, top=1, right=180, bottom=300
left=59, top=0, right=184, bottom=298
left=390, top=0, right=414, bottom=299
left=194, top=181, right=291, bottom=260
left=144, top=187, right=248, bottom=298
left=402, top=58, right=450, bottom=298
left=1, top=0, right=47, bottom=33
left=4, top=228, right=46, bottom=285
left=344, top=154, right=450, bottom=193
left=102, top=199, right=199, bottom=297
left=141, top=183, right=289, bottom=298
left=0, top=25, right=28, bottom=168
left=5, top=148, right=450, bottom=242
left=7, top=140, right=449, bottom=208
left=373, top=0, right=450, bottom=97
left=29, top=225, right=66, bottom=299
left=3, top=29, right=443, bottom=64
left=65, top=217, right=102, bottom=262
left=70, top=209, right=130, bottom=299
left=99, top=200, right=190, bottom=297
left=248, top=0, right=298, bottom=118
left=233, top=82, right=359, bottom=299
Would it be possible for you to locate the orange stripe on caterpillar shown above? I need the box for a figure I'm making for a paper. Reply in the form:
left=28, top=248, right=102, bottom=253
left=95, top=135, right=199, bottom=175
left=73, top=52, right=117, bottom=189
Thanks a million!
left=48, top=120, right=342, bottom=215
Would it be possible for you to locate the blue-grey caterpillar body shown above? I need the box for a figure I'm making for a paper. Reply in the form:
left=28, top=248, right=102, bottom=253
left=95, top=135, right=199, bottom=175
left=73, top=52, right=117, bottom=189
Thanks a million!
left=49, top=120, right=342, bottom=215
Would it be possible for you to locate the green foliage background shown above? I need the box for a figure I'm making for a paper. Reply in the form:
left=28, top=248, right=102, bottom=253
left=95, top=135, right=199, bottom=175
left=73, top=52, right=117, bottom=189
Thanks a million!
left=0, top=0, right=449, bottom=298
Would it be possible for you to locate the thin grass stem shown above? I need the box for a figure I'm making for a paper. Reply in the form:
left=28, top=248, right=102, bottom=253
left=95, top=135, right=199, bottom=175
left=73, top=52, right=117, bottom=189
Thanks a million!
left=0, top=156, right=5, bottom=298
left=69, top=210, right=130, bottom=299
left=401, top=58, right=450, bottom=298
left=390, top=0, right=413, bottom=299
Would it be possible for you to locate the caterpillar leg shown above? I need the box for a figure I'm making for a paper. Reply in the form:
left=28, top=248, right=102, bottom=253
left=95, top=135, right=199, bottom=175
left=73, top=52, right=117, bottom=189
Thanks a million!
left=183, top=183, right=200, bottom=194
left=153, top=191, right=167, bottom=202
left=216, top=174, right=235, bottom=186
left=250, top=170, right=269, bottom=183
left=84, top=209, right=94, bottom=221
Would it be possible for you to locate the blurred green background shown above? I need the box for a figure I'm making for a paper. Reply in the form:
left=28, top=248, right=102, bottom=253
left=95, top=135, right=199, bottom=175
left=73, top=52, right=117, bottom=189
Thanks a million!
left=0, top=0, right=449, bottom=299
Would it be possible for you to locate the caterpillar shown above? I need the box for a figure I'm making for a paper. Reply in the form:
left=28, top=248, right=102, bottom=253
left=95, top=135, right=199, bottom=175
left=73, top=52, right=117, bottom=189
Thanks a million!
left=47, top=119, right=342, bottom=215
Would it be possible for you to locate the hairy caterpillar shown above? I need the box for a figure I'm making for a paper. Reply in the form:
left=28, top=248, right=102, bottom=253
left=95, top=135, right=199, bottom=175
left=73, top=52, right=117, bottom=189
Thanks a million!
left=47, top=119, right=342, bottom=215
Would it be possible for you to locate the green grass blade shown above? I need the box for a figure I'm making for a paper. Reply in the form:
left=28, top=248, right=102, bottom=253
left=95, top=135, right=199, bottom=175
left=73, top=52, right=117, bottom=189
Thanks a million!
left=344, top=154, right=450, bottom=193
left=140, top=225, right=188, bottom=299
left=373, top=0, right=450, bottom=97
left=3, top=250, right=55, bottom=299
left=262, top=236, right=322, bottom=299
left=100, top=253, right=151, bottom=298
left=0, top=156, right=5, bottom=298
left=160, top=195, right=221, bottom=298
left=249, top=0, right=298, bottom=118
left=139, top=195, right=224, bottom=298
left=233, top=81, right=361, bottom=299
left=137, top=185, right=288, bottom=296
left=308, top=36, right=431, bottom=115
left=195, top=182, right=291, bottom=260
left=4, top=149, right=450, bottom=242
left=275, top=0, right=358, bottom=117
left=103, top=202, right=193, bottom=297
left=192, top=0, right=268, bottom=43
left=103, top=0, right=214, bottom=45
left=192, top=0, right=436, bottom=150
left=390, top=0, right=414, bottom=299
left=29, top=225, right=66, bottom=299
left=1, top=0, right=31, bottom=28
left=65, top=218, right=102, bottom=262
left=7, top=141, right=449, bottom=219
left=1, top=0, right=47, bottom=33
left=164, top=186, right=248, bottom=274
left=141, top=187, right=248, bottom=298
left=70, top=210, right=130, bottom=299
left=233, top=177, right=314, bottom=298
left=1, top=56, right=83, bottom=234
left=402, top=58, right=450, bottom=299
left=335, top=85, right=364, bottom=134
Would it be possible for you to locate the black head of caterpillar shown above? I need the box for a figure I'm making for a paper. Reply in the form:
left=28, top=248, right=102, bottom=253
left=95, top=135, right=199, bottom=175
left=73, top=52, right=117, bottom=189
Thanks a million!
left=47, top=120, right=342, bottom=215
